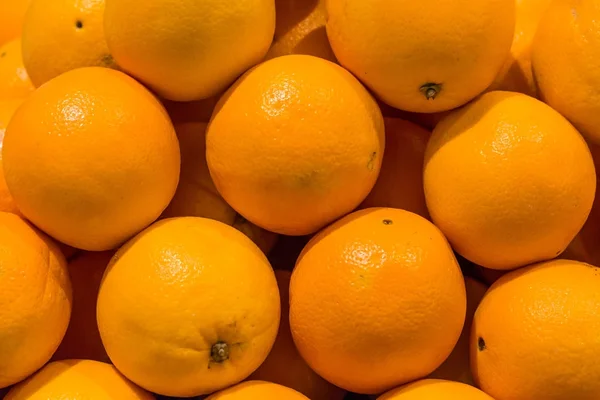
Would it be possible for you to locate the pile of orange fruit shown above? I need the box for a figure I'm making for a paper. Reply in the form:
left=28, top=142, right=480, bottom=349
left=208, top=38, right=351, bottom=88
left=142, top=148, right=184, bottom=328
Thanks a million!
left=2, top=0, right=600, bottom=399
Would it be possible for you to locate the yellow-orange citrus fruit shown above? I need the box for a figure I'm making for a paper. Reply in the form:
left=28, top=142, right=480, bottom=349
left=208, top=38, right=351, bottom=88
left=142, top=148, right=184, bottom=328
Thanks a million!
left=5, top=359, right=154, bottom=399
left=206, top=381, right=309, bottom=400
left=490, top=0, right=552, bottom=96
left=425, top=91, right=596, bottom=270
left=97, top=217, right=280, bottom=397
left=0, top=39, right=34, bottom=99
left=22, top=0, right=116, bottom=88
left=290, top=208, right=466, bottom=394
left=360, top=118, right=430, bottom=218
left=162, top=99, right=277, bottom=254
left=3, top=67, right=180, bottom=251
left=52, top=251, right=112, bottom=363
left=0, top=98, right=24, bottom=215
left=429, top=277, right=487, bottom=385
left=207, top=55, right=385, bottom=235
left=326, top=0, right=515, bottom=112
left=265, top=0, right=335, bottom=61
left=378, top=379, right=493, bottom=400
left=472, top=259, right=600, bottom=399
left=0, top=0, right=31, bottom=46
left=251, top=270, right=346, bottom=400
left=0, top=212, right=71, bottom=388
left=104, top=0, right=275, bottom=101
left=532, top=0, right=600, bottom=144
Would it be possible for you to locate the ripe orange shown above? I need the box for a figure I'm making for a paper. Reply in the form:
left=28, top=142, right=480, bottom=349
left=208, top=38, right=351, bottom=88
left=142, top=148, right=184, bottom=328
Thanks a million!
left=490, top=0, right=552, bottom=96
left=532, top=0, right=600, bottom=144
left=265, top=0, right=335, bottom=61
left=0, top=212, right=71, bottom=388
left=360, top=118, right=430, bottom=218
left=3, top=67, right=180, bottom=251
left=206, top=381, right=309, bottom=400
left=97, top=217, right=280, bottom=397
left=0, top=98, right=24, bottom=215
left=290, top=208, right=466, bottom=394
left=250, top=270, right=346, bottom=400
left=378, top=379, right=493, bottom=400
left=52, top=251, right=112, bottom=363
left=22, top=0, right=116, bottom=87
left=429, top=277, right=487, bottom=385
left=104, top=0, right=275, bottom=101
left=472, top=259, right=600, bottom=399
left=0, top=39, right=34, bottom=99
left=0, top=0, right=31, bottom=46
left=425, top=91, right=596, bottom=270
left=325, top=0, right=515, bottom=112
left=207, top=55, right=385, bottom=235
left=162, top=99, right=277, bottom=254
left=5, top=359, right=154, bottom=399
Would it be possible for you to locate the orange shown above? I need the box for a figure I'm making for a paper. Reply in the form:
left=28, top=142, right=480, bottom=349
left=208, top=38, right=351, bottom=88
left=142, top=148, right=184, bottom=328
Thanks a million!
left=472, top=259, right=600, bottom=399
left=250, top=270, right=346, bottom=400
left=360, top=118, right=430, bottom=218
left=378, top=379, right=493, bottom=400
left=206, top=381, right=309, bottom=400
left=97, top=217, right=280, bottom=397
left=53, top=252, right=112, bottom=363
left=207, top=55, right=385, bottom=235
left=3, top=67, right=180, bottom=251
left=325, top=0, right=515, bottom=112
left=22, top=0, right=116, bottom=88
left=490, top=0, right=552, bottom=96
left=5, top=359, right=154, bottom=399
left=428, top=277, right=487, bottom=385
left=290, top=208, right=466, bottom=394
left=0, top=0, right=31, bottom=46
left=0, top=98, right=24, bottom=215
left=162, top=98, right=277, bottom=254
left=265, top=0, right=335, bottom=62
left=104, top=0, right=275, bottom=101
left=425, top=91, right=596, bottom=270
left=532, top=0, right=600, bottom=144
left=0, top=39, right=34, bottom=99
left=0, top=212, right=71, bottom=388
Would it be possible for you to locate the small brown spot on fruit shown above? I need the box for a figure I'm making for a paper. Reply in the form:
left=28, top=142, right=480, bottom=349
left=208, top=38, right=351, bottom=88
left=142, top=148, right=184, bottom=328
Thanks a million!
left=420, top=83, right=442, bottom=100
left=478, top=337, right=486, bottom=351
left=367, top=151, right=377, bottom=170
left=100, top=54, right=116, bottom=67
left=211, top=342, right=229, bottom=363
left=0, top=52, right=5, bottom=58
left=382, top=219, right=393, bottom=225
left=75, top=20, right=83, bottom=29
